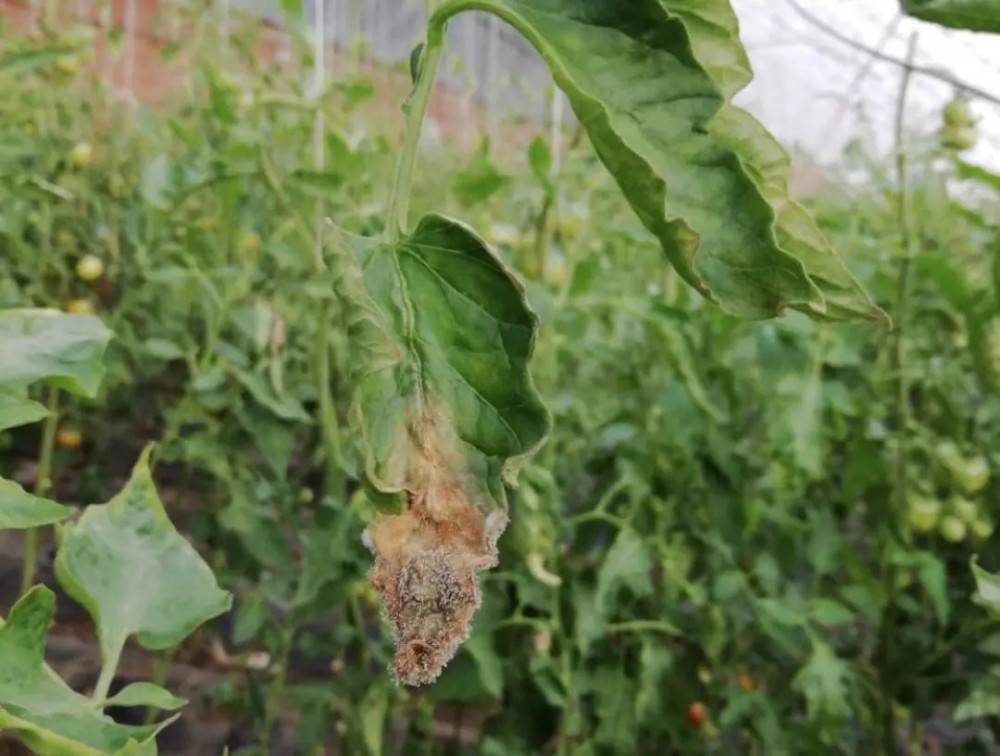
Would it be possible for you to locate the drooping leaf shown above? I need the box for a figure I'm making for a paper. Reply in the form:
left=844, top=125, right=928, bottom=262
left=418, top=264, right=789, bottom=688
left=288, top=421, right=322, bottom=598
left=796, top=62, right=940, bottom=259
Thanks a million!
left=358, top=684, right=389, bottom=756
left=0, top=309, right=112, bottom=397
left=0, top=477, right=73, bottom=530
left=956, top=159, right=1000, bottom=193
left=916, top=553, right=950, bottom=625
left=426, top=0, right=879, bottom=321
left=664, top=0, right=753, bottom=99
left=972, top=556, right=1000, bottom=617
left=54, top=447, right=232, bottom=665
left=104, top=683, right=187, bottom=711
left=230, top=366, right=310, bottom=423
left=901, top=0, right=1000, bottom=32
left=667, top=1, right=879, bottom=320
left=327, top=217, right=549, bottom=684
left=0, top=587, right=168, bottom=755
left=0, top=389, right=49, bottom=431
left=709, top=107, right=889, bottom=324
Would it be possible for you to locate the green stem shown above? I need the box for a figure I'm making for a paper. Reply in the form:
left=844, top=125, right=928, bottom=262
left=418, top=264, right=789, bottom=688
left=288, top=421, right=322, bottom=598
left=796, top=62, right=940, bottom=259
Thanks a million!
left=93, top=638, right=125, bottom=704
left=21, top=386, right=60, bottom=594
left=143, top=648, right=176, bottom=724
left=316, top=313, right=344, bottom=499
left=259, top=625, right=294, bottom=752
left=384, top=31, right=446, bottom=243
left=605, top=620, right=680, bottom=636
left=879, top=32, right=919, bottom=756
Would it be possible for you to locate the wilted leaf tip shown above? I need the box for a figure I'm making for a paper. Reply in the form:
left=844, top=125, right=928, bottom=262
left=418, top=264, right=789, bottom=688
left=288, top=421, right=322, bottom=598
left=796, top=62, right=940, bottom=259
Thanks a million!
left=367, top=404, right=506, bottom=686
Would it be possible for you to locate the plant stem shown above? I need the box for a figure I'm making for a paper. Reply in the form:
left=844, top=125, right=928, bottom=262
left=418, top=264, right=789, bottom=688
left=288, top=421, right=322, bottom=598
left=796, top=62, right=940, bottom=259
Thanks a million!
left=21, top=386, right=60, bottom=594
left=143, top=647, right=176, bottom=725
left=259, top=624, right=294, bottom=753
left=93, top=638, right=125, bottom=704
left=879, top=32, right=919, bottom=756
left=308, top=0, right=344, bottom=501
left=384, top=33, right=445, bottom=243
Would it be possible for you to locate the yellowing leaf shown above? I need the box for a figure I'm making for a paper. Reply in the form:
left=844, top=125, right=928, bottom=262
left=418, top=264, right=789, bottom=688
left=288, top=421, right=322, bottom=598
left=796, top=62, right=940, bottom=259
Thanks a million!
left=329, top=217, right=548, bottom=685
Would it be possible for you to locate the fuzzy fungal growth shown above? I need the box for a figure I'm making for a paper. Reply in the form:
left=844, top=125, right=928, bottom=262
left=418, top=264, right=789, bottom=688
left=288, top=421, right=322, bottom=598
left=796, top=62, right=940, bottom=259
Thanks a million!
left=366, top=409, right=506, bottom=686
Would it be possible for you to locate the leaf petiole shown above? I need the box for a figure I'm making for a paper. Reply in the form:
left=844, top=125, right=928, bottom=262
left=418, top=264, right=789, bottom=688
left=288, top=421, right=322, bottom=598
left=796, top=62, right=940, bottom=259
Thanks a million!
left=384, top=32, right=445, bottom=243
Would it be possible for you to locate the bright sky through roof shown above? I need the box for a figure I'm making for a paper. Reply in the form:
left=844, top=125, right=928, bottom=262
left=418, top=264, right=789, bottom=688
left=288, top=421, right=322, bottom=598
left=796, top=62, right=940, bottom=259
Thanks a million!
left=732, top=0, right=1000, bottom=170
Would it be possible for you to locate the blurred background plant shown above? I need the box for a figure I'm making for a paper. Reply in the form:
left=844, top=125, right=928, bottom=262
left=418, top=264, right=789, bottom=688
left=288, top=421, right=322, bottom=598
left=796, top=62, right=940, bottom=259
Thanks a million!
left=2, top=0, right=1000, bottom=754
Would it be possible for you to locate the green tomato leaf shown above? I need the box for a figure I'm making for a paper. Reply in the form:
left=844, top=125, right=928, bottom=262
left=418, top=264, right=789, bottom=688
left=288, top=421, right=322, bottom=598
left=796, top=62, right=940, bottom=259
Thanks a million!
left=972, top=556, right=1000, bottom=617
left=0, top=587, right=169, bottom=756
left=955, top=665, right=1000, bottom=722
left=104, top=683, right=187, bottom=711
left=0, top=477, right=74, bottom=530
left=596, top=527, right=655, bottom=615
left=427, top=0, right=878, bottom=321
left=327, top=216, right=549, bottom=685
left=358, top=684, right=389, bottom=756
left=0, top=309, right=112, bottom=397
left=54, top=447, right=232, bottom=665
left=901, top=0, right=1000, bottom=32
left=0, top=389, right=49, bottom=431
left=230, top=366, right=310, bottom=423
left=791, top=638, right=852, bottom=725
left=709, top=107, right=889, bottom=324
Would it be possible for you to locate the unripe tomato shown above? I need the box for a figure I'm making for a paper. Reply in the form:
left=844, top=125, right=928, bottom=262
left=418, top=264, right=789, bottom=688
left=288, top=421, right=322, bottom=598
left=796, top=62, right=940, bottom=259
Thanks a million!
left=559, top=214, right=582, bottom=238
left=908, top=496, right=941, bottom=534
left=940, top=126, right=976, bottom=152
left=686, top=702, right=707, bottom=727
left=942, top=93, right=974, bottom=128
left=75, top=255, right=104, bottom=282
left=972, top=516, right=994, bottom=541
left=69, top=141, right=94, bottom=167
left=239, top=231, right=262, bottom=255
left=953, top=497, right=980, bottom=525
left=218, top=72, right=241, bottom=93
left=939, top=515, right=967, bottom=543
left=65, top=299, right=95, bottom=315
left=958, top=456, right=990, bottom=495
left=55, top=55, right=79, bottom=75
left=56, top=428, right=83, bottom=449
left=544, top=259, right=567, bottom=287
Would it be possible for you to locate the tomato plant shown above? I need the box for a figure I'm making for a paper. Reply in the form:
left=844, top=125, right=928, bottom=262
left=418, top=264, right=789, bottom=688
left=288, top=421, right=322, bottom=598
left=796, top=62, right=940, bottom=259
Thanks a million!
left=1, top=1, right=999, bottom=754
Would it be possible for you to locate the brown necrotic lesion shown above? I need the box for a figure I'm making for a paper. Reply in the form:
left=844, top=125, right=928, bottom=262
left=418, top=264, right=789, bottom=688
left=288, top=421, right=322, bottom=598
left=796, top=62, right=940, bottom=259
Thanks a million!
left=367, top=406, right=506, bottom=686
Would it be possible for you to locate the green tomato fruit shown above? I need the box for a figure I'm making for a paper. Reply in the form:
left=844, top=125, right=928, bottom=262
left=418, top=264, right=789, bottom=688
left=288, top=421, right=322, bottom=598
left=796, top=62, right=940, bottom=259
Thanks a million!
left=69, top=141, right=94, bottom=167
left=972, top=516, right=994, bottom=541
left=958, top=456, right=990, bottom=495
left=939, top=515, right=967, bottom=543
left=952, top=497, right=980, bottom=525
left=940, top=125, right=977, bottom=152
left=908, top=496, right=941, bottom=534
left=75, top=254, right=104, bottom=282
left=942, top=94, right=974, bottom=128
